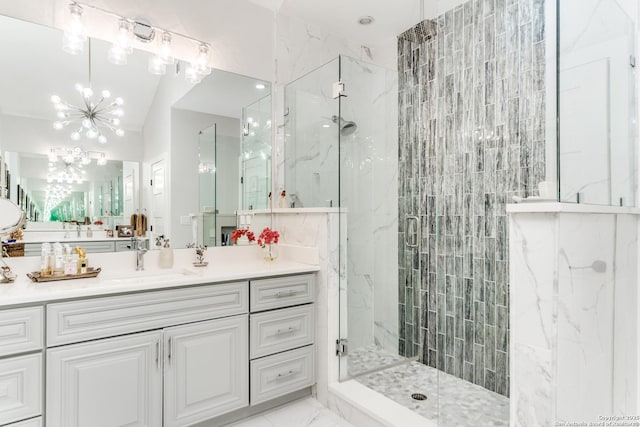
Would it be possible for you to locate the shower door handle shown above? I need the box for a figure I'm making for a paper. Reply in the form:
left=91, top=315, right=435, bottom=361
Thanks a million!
left=405, top=216, right=419, bottom=248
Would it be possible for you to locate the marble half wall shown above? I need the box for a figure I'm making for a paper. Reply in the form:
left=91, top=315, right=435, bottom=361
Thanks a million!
left=508, top=206, right=639, bottom=426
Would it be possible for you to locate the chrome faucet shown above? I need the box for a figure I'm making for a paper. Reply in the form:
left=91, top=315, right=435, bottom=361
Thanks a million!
left=131, top=237, right=148, bottom=271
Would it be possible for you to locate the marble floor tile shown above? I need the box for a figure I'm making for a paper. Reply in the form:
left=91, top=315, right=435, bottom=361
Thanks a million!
left=227, top=398, right=353, bottom=427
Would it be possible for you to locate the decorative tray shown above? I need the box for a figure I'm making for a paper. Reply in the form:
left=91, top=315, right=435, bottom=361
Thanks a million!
left=27, top=267, right=102, bottom=283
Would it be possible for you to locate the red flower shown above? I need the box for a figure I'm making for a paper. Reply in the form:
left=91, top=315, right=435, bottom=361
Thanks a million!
left=257, top=227, right=280, bottom=248
left=230, top=228, right=256, bottom=244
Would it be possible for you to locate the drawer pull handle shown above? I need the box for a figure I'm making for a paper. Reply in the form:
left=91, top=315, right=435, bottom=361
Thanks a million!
left=274, top=290, right=301, bottom=298
left=273, top=326, right=298, bottom=336
left=155, top=339, right=160, bottom=368
left=167, top=338, right=172, bottom=365
left=273, top=370, right=297, bottom=381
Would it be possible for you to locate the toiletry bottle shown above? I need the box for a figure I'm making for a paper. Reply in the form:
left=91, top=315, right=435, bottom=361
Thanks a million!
left=53, top=243, right=64, bottom=275
left=86, top=227, right=93, bottom=238
left=40, top=243, right=51, bottom=275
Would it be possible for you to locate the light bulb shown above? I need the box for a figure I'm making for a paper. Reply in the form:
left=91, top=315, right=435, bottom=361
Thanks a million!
left=115, top=129, right=125, bottom=137
left=70, top=131, right=81, bottom=141
left=185, top=66, right=202, bottom=84
left=101, top=90, right=111, bottom=99
left=148, top=55, right=166, bottom=75
left=86, top=128, right=98, bottom=139
left=114, top=97, right=124, bottom=106
left=56, top=111, right=67, bottom=119
left=113, top=108, right=124, bottom=117
left=51, top=95, right=61, bottom=104
left=82, top=87, right=93, bottom=98
left=82, top=118, right=91, bottom=128
left=110, top=118, right=120, bottom=126
left=98, top=135, right=107, bottom=144
left=53, top=121, right=64, bottom=130
left=159, top=32, right=175, bottom=64
left=108, top=45, right=128, bottom=65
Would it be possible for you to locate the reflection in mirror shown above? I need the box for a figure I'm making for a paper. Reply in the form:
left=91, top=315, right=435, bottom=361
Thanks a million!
left=172, top=71, right=271, bottom=247
left=4, top=152, right=136, bottom=229
left=0, top=13, right=272, bottom=248
left=242, top=95, right=272, bottom=211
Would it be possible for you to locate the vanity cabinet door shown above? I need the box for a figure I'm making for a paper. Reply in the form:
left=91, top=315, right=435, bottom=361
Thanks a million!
left=46, top=331, right=163, bottom=427
left=163, top=315, right=248, bottom=427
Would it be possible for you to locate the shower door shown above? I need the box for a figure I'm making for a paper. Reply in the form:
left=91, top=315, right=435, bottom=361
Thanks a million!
left=336, top=55, right=414, bottom=380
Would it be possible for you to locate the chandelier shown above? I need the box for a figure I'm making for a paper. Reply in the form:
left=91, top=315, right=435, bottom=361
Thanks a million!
left=44, top=183, right=74, bottom=220
left=51, top=39, right=125, bottom=144
left=46, top=147, right=107, bottom=184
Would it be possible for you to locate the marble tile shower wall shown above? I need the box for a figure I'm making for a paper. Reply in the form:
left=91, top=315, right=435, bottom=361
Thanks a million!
left=397, top=0, right=545, bottom=396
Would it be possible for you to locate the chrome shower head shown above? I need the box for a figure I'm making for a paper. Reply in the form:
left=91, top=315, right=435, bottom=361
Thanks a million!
left=331, top=115, right=358, bottom=136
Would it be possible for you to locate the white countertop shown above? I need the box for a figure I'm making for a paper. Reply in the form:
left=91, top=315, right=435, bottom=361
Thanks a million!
left=0, top=244, right=319, bottom=308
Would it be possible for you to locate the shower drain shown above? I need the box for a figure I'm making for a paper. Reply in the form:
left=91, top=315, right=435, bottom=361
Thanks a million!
left=411, top=393, right=427, bottom=401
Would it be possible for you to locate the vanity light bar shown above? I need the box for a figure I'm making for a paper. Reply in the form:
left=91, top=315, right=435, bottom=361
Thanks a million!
left=64, top=2, right=212, bottom=82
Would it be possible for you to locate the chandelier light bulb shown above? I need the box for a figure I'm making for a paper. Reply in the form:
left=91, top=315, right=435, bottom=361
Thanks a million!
left=86, top=128, right=98, bottom=139
left=113, top=108, right=124, bottom=117
left=71, top=131, right=81, bottom=141
left=98, top=135, right=107, bottom=144
left=74, top=83, right=83, bottom=92
left=51, top=95, right=61, bottom=104
left=115, top=129, right=125, bottom=137
left=53, top=121, right=64, bottom=130
left=82, top=118, right=91, bottom=128
left=114, top=97, right=124, bottom=106
left=82, top=87, right=93, bottom=98
left=101, top=90, right=111, bottom=99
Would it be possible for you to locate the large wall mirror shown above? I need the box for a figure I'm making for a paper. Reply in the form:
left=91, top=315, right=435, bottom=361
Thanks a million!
left=0, top=12, right=271, bottom=248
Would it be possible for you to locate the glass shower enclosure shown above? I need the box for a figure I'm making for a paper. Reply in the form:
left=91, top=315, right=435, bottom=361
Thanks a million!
left=284, top=55, right=410, bottom=379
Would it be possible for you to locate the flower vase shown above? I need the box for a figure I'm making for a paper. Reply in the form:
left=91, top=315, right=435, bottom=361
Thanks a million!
left=158, top=247, right=174, bottom=269
left=236, top=235, right=250, bottom=246
left=262, top=243, right=278, bottom=261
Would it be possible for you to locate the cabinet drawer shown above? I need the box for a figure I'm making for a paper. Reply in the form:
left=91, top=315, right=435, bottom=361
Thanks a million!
left=250, top=305, right=314, bottom=359
left=6, top=416, right=42, bottom=426
left=250, top=274, right=315, bottom=312
left=47, top=281, right=248, bottom=346
left=114, top=241, right=133, bottom=252
left=250, top=345, right=314, bottom=405
left=0, top=307, right=43, bottom=357
left=80, top=241, right=116, bottom=253
left=0, top=354, right=42, bottom=426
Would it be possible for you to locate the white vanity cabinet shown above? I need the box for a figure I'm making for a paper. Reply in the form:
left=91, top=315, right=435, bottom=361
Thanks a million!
left=45, top=282, right=249, bottom=427
left=46, top=331, right=163, bottom=427
left=249, top=274, right=316, bottom=405
left=0, top=271, right=317, bottom=427
left=0, top=307, right=43, bottom=427
left=164, top=316, right=248, bottom=427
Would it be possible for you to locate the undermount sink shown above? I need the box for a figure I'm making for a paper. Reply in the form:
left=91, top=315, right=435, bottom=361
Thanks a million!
left=105, top=269, right=199, bottom=285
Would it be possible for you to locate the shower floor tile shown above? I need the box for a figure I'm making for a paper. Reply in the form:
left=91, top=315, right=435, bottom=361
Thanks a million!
left=355, top=361, right=509, bottom=427
left=346, top=345, right=407, bottom=377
